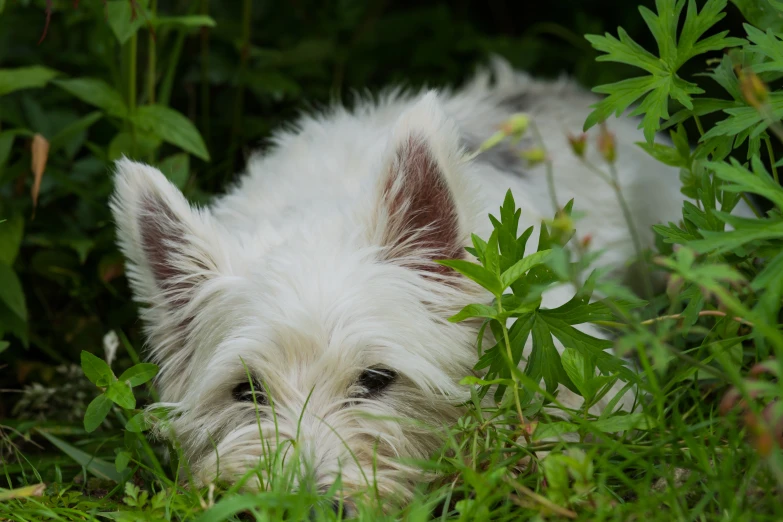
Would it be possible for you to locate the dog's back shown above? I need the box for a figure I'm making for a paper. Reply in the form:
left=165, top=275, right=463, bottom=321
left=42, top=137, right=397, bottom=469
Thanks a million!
left=210, top=57, right=685, bottom=278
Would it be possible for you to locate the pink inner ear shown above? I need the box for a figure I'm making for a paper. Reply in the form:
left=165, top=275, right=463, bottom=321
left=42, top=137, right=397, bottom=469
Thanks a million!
left=140, top=195, right=183, bottom=288
left=383, top=135, right=463, bottom=274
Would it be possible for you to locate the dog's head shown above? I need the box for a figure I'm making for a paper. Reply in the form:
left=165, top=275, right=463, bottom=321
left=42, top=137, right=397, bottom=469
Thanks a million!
left=110, top=93, right=487, bottom=507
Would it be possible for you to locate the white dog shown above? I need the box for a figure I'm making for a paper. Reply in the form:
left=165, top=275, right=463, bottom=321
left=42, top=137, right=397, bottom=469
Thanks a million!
left=109, top=58, right=687, bottom=510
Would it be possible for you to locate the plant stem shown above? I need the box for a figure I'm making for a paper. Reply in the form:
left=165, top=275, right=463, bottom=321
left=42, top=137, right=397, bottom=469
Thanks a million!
left=146, top=0, right=157, bottom=164
left=146, top=0, right=156, bottom=106
left=765, top=135, right=779, bottom=184
left=582, top=158, right=654, bottom=298
left=496, top=298, right=529, bottom=440
left=693, top=115, right=705, bottom=137
left=200, top=0, right=211, bottom=150
left=228, top=0, right=252, bottom=179
left=128, top=31, right=138, bottom=157
left=530, top=121, right=559, bottom=212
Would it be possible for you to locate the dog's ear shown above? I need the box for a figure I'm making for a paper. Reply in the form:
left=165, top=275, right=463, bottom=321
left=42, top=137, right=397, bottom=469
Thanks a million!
left=109, top=158, right=227, bottom=363
left=370, top=92, right=475, bottom=274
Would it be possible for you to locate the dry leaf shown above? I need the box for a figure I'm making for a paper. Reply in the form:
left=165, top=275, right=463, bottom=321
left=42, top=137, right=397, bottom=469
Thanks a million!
left=0, top=483, right=46, bottom=501
left=31, top=133, right=50, bottom=212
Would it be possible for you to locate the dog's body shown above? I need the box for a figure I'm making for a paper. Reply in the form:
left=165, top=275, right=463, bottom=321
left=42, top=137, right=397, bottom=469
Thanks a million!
left=111, top=58, right=687, bottom=506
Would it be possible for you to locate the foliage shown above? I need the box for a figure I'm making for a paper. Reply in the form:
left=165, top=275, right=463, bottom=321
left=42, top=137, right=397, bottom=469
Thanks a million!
left=2, top=0, right=783, bottom=521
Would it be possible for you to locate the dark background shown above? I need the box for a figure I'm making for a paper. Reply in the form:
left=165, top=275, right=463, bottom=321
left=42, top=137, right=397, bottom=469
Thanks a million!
left=0, top=0, right=746, bottom=418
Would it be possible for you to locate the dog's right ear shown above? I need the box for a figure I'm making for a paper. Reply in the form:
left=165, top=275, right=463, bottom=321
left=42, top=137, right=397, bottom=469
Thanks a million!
left=110, top=158, right=227, bottom=364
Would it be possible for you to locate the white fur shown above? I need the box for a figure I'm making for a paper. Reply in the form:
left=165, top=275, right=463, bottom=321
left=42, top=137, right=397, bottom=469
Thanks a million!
left=110, top=58, right=702, bottom=507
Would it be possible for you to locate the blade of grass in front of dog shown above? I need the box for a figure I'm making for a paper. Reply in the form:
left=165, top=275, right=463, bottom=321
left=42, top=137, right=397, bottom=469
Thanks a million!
left=192, top=494, right=300, bottom=522
left=37, top=430, right=130, bottom=483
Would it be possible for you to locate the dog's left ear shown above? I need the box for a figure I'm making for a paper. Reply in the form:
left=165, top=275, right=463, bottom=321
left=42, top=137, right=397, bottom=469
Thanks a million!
left=109, top=158, right=230, bottom=367
left=369, top=92, right=475, bottom=273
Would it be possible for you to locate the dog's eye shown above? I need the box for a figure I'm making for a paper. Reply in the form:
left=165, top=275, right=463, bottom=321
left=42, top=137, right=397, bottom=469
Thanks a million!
left=232, top=380, right=267, bottom=405
left=355, top=368, right=397, bottom=398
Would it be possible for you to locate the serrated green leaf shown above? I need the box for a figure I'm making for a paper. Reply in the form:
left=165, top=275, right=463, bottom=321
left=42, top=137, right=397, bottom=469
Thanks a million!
left=0, top=264, right=26, bottom=322
left=81, top=351, right=115, bottom=387
left=500, top=250, right=551, bottom=288
left=636, top=140, right=688, bottom=167
left=106, top=381, right=136, bottom=409
left=118, top=363, right=159, bottom=387
left=54, top=78, right=127, bottom=118
left=708, top=157, right=783, bottom=209
left=561, top=349, right=590, bottom=399
left=531, top=319, right=577, bottom=394
left=133, top=105, right=210, bottom=160
left=585, top=0, right=743, bottom=141
left=0, top=66, right=60, bottom=96
left=84, top=394, right=113, bottom=432
left=435, top=259, right=503, bottom=296
left=731, top=0, right=783, bottom=32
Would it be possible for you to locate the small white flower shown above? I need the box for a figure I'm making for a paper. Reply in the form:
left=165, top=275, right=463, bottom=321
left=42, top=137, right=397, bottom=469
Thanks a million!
left=103, top=330, right=119, bottom=368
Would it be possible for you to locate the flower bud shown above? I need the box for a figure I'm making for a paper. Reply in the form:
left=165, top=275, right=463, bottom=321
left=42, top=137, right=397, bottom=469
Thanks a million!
left=567, top=133, right=587, bottom=158
left=597, top=124, right=616, bottom=164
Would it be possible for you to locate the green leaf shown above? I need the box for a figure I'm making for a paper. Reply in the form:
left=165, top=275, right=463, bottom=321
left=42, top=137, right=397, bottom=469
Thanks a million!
left=115, top=451, right=131, bottom=473
left=0, top=341, right=8, bottom=354
left=0, top=131, right=15, bottom=168
left=744, top=23, right=783, bottom=74
left=585, top=0, right=744, bottom=142
left=108, top=131, right=162, bottom=161
left=561, top=348, right=590, bottom=398
left=590, top=413, right=657, bottom=432
left=0, top=66, right=60, bottom=96
left=106, top=0, right=148, bottom=45
left=80, top=350, right=115, bottom=387
left=54, top=78, right=128, bottom=118
left=0, top=264, right=26, bottom=322
left=731, top=0, right=783, bottom=32
left=532, top=421, right=579, bottom=442
left=449, top=304, right=498, bottom=323
left=49, top=112, right=104, bottom=153
left=37, top=430, right=131, bottom=482
left=435, top=259, right=503, bottom=296
left=118, top=363, right=159, bottom=387
left=133, top=105, right=210, bottom=160
left=459, top=375, right=515, bottom=387
left=636, top=141, right=688, bottom=167
left=158, top=153, right=190, bottom=189
left=0, top=214, right=24, bottom=265
left=84, top=394, right=113, bottom=432
left=152, top=15, right=216, bottom=28
left=708, top=157, right=783, bottom=209
left=531, top=319, right=576, bottom=394
left=106, top=381, right=136, bottom=410
left=500, top=250, right=551, bottom=288
left=125, top=413, right=149, bottom=433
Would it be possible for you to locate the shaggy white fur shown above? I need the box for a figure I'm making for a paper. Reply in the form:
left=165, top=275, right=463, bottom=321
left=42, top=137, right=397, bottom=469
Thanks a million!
left=109, top=57, right=715, bottom=508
